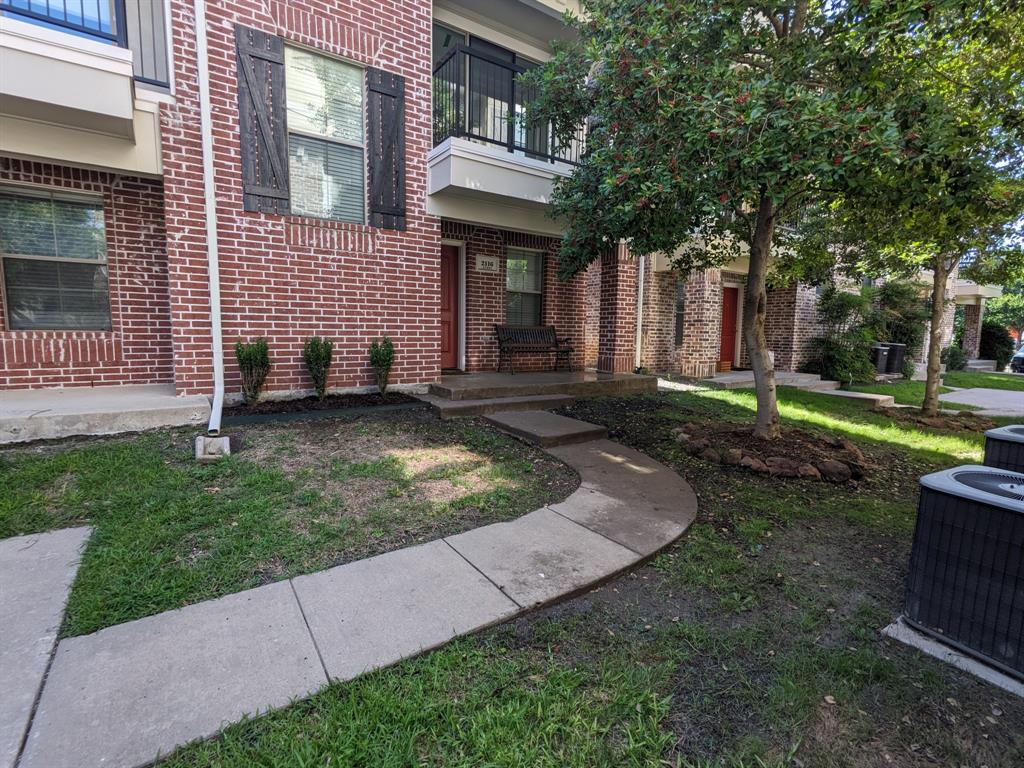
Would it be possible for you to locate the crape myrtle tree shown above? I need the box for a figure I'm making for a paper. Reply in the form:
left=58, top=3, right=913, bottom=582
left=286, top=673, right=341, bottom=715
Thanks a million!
left=522, top=0, right=938, bottom=439
left=789, top=0, right=1024, bottom=416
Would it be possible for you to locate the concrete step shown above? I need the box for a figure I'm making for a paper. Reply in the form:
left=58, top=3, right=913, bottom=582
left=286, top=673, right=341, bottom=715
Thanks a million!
left=483, top=410, right=607, bottom=447
left=801, top=379, right=841, bottom=392
left=416, top=393, right=575, bottom=420
left=966, top=359, right=998, bottom=372
left=429, top=373, right=656, bottom=401
left=820, top=389, right=896, bottom=408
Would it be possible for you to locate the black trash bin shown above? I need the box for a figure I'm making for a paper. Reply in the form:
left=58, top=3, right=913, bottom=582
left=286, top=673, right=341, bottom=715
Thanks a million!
left=884, top=343, right=906, bottom=374
left=870, top=344, right=890, bottom=374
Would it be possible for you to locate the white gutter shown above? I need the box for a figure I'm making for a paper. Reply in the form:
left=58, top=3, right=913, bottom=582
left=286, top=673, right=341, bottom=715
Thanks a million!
left=634, top=253, right=645, bottom=371
left=193, top=0, right=225, bottom=434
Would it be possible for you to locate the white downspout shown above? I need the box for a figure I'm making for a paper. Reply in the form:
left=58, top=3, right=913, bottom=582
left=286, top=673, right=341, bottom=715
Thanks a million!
left=634, top=254, right=645, bottom=371
left=193, top=0, right=224, bottom=435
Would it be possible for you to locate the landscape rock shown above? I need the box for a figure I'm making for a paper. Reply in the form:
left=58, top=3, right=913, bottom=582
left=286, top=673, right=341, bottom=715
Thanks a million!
left=798, top=463, right=822, bottom=480
left=699, top=447, right=722, bottom=463
left=739, top=455, right=770, bottom=474
left=721, top=448, right=743, bottom=466
left=765, top=457, right=802, bottom=478
left=816, top=459, right=852, bottom=483
left=683, top=438, right=711, bottom=455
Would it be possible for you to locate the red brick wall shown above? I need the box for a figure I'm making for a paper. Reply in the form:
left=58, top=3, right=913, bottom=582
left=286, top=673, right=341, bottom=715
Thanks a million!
left=962, top=303, right=984, bottom=359
left=0, top=158, right=173, bottom=390
left=597, top=244, right=637, bottom=373
left=441, top=220, right=586, bottom=372
left=639, top=261, right=680, bottom=373
left=162, top=0, right=439, bottom=397
left=584, top=260, right=600, bottom=368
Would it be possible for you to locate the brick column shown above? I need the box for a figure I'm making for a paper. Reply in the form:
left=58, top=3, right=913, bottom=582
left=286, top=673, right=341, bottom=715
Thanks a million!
left=677, top=268, right=723, bottom=378
left=596, top=244, right=637, bottom=373
left=962, top=303, right=984, bottom=359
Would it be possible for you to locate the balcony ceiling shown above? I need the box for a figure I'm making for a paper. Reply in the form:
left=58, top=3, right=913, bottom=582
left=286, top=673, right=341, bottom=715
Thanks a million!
left=437, top=0, right=578, bottom=48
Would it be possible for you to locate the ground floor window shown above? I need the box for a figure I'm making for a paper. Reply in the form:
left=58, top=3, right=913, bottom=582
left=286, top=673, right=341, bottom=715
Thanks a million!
left=0, top=186, right=111, bottom=331
left=505, top=249, right=543, bottom=326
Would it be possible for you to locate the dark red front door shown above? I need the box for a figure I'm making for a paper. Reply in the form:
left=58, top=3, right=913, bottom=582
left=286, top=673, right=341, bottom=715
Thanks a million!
left=440, top=245, right=460, bottom=370
left=719, top=287, right=738, bottom=369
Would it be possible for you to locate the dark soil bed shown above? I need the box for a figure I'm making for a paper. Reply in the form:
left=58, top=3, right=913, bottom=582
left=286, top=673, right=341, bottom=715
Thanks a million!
left=224, top=391, right=418, bottom=416
left=876, top=407, right=996, bottom=432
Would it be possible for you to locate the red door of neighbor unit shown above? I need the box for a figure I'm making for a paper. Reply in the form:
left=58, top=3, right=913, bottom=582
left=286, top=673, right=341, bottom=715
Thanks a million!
left=440, top=245, right=460, bottom=370
left=719, top=287, right=739, bottom=370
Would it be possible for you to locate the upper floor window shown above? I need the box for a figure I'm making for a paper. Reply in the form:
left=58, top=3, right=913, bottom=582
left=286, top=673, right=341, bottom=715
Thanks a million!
left=0, top=186, right=111, bottom=331
left=285, top=46, right=365, bottom=224
left=506, top=249, right=543, bottom=326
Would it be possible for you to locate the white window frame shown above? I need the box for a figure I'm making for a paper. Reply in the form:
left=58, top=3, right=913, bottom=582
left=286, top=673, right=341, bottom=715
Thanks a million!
left=284, top=44, right=367, bottom=224
left=0, top=184, right=111, bottom=332
left=505, top=247, right=544, bottom=326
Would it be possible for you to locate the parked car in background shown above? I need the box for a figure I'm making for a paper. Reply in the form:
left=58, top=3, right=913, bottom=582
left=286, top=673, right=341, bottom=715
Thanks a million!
left=1010, top=350, right=1024, bottom=373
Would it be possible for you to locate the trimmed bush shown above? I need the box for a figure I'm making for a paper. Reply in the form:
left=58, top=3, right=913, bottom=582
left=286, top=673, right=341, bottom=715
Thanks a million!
left=980, top=319, right=1015, bottom=370
left=369, top=336, right=395, bottom=395
left=804, top=285, right=876, bottom=384
left=303, top=337, right=333, bottom=400
left=235, top=338, right=271, bottom=404
left=940, top=345, right=967, bottom=371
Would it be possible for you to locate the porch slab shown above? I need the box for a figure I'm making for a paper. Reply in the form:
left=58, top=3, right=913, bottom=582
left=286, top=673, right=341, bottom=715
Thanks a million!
left=429, top=370, right=656, bottom=401
left=444, top=508, right=638, bottom=607
left=701, top=370, right=836, bottom=391
left=546, top=440, right=698, bottom=556
left=0, top=384, right=209, bottom=445
left=416, top=392, right=574, bottom=419
left=0, top=527, right=90, bottom=768
left=483, top=410, right=607, bottom=447
left=20, top=581, right=325, bottom=768
left=822, top=389, right=895, bottom=408
left=292, top=540, right=519, bottom=682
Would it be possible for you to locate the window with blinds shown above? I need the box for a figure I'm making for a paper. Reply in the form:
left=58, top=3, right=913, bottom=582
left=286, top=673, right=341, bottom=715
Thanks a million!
left=506, top=249, right=543, bottom=326
left=285, top=47, right=365, bottom=223
left=0, top=187, right=110, bottom=331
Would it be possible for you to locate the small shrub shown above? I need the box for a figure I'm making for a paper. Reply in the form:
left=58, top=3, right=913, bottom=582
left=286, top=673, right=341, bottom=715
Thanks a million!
left=940, top=345, right=967, bottom=371
left=235, top=338, right=271, bottom=404
left=980, top=319, right=1015, bottom=370
left=369, top=336, right=395, bottom=394
left=804, top=285, right=876, bottom=384
left=303, top=337, right=333, bottom=400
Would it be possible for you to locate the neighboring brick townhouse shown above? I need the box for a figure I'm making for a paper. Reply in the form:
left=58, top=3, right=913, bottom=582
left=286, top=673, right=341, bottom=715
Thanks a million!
left=0, top=0, right=999, bottom=410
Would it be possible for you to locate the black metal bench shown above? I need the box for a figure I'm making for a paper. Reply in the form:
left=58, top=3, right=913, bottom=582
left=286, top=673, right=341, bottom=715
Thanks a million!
left=494, top=325, right=573, bottom=375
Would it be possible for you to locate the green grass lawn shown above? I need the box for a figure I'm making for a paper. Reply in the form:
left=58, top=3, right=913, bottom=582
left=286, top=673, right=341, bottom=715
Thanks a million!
left=162, top=388, right=1024, bottom=768
left=944, top=369, right=1024, bottom=391
left=0, top=412, right=576, bottom=637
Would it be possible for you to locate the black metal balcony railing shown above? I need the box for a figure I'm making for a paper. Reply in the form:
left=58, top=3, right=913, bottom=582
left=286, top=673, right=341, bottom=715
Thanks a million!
left=433, top=45, right=584, bottom=166
left=1, top=0, right=169, bottom=88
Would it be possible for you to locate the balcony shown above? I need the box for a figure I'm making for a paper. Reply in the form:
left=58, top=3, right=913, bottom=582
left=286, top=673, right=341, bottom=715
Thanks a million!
left=427, top=44, right=584, bottom=234
left=0, top=0, right=169, bottom=87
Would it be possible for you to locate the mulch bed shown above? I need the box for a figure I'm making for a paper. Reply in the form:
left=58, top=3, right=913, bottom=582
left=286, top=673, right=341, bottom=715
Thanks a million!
left=673, top=422, right=869, bottom=483
left=224, top=391, right=418, bottom=416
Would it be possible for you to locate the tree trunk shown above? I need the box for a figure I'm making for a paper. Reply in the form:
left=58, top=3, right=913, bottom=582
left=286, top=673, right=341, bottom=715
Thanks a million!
left=922, top=259, right=950, bottom=417
left=744, top=193, right=781, bottom=440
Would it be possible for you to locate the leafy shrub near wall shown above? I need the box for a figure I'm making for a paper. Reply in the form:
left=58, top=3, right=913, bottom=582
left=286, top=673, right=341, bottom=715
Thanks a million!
left=940, top=345, right=967, bottom=371
left=980, top=319, right=1015, bottom=370
left=235, top=338, right=271, bottom=404
left=369, top=336, right=395, bottom=394
left=303, top=337, right=333, bottom=400
left=804, top=285, right=877, bottom=384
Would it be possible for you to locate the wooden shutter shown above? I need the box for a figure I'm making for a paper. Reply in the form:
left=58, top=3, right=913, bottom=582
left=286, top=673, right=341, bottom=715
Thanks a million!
left=366, top=68, right=406, bottom=230
left=235, top=25, right=289, bottom=214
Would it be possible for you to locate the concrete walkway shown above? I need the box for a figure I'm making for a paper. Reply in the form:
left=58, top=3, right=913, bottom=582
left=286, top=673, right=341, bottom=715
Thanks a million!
left=12, top=413, right=697, bottom=768
left=1, top=527, right=90, bottom=768
left=939, top=387, right=1024, bottom=417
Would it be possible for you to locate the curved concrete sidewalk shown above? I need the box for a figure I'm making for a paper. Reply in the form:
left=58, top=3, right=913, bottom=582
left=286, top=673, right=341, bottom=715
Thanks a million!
left=15, top=421, right=697, bottom=768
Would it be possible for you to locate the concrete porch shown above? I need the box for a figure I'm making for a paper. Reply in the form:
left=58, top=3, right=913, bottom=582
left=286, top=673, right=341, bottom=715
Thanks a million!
left=418, top=370, right=657, bottom=419
left=0, top=384, right=210, bottom=445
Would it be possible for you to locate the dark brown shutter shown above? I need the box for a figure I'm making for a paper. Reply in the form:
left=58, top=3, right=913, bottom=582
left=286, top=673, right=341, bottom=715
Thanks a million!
left=235, top=25, right=289, bottom=214
left=366, top=68, right=406, bottom=230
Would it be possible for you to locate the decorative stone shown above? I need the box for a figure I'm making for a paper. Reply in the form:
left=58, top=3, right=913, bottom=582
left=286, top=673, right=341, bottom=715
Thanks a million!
left=816, top=459, right=852, bottom=483
left=684, top=438, right=710, bottom=455
left=797, top=463, right=822, bottom=480
left=698, top=447, right=721, bottom=463
left=765, top=456, right=802, bottom=477
left=739, top=455, right=770, bottom=474
left=722, top=448, right=743, bottom=465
